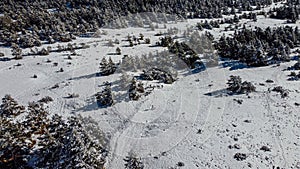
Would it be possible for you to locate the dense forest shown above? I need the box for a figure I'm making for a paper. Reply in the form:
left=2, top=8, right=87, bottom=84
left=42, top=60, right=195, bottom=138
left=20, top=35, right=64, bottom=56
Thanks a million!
left=215, top=26, right=300, bottom=66
left=0, top=95, right=107, bottom=169
left=269, top=0, right=300, bottom=23
left=0, top=0, right=285, bottom=48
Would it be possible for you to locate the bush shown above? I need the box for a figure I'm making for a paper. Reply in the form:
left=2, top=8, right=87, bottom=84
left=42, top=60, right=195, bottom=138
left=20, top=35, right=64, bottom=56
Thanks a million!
left=272, top=86, right=289, bottom=98
left=227, top=76, right=256, bottom=94
left=38, top=96, right=53, bottom=103
left=145, top=38, right=151, bottom=44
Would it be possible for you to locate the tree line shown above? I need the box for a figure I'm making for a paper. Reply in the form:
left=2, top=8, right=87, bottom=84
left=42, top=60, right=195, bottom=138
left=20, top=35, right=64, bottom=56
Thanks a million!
left=0, top=0, right=283, bottom=48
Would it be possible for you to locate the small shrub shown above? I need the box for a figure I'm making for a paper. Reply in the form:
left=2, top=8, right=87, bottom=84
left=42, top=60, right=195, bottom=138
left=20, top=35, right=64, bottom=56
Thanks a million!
left=145, top=38, right=151, bottom=44
left=234, top=153, right=247, bottom=161
left=272, top=86, right=289, bottom=98
left=66, top=93, right=79, bottom=98
left=38, top=96, right=53, bottom=103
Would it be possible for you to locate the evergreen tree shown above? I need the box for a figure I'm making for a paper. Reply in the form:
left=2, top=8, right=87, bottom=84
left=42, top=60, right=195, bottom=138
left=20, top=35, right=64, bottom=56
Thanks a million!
left=116, top=47, right=121, bottom=55
left=11, top=43, right=22, bottom=60
left=96, top=83, right=114, bottom=107
left=0, top=94, right=25, bottom=118
left=128, top=78, right=144, bottom=101
left=0, top=96, right=107, bottom=169
left=100, top=57, right=117, bottom=76
left=124, top=153, right=144, bottom=169
left=227, top=76, right=256, bottom=94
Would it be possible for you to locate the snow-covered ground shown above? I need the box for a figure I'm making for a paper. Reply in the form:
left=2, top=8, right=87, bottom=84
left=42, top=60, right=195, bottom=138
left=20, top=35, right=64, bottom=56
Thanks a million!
left=1, top=9, right=300, bottom=169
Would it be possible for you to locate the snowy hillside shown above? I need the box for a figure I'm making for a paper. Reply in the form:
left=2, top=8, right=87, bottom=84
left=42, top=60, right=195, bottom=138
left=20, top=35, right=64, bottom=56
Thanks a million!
left=1, top=0, right=300, bottom=169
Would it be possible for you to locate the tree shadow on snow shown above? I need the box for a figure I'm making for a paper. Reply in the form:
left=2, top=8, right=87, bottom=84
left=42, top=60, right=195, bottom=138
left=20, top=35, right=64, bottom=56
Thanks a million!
left=68, top=72, right=99, bottom=80
left=205, top=88, right=250, bottom=97
left=75, top=96, right=100, bottom=112
left=221, top=59, right=249, bottom=71
left=75, top=81, right=131, bottom=112
left=0, top=57, right=11, bottom=62
left=110, top=80, right=131, bottom=103
left=107, top=52, right=120, bottom=56
left=204, top=89, right=229, bottom=97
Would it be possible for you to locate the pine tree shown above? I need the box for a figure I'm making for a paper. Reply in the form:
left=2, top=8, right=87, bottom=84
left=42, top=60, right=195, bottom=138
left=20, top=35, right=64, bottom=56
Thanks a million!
left=100, top=57, right=117, bottom=76
left=0, top=94, right=25, bottom=117
left=0, top=96, right=107, bottom=169
left=227, top=75, right=243, bottom=93
left=119, top=72, right=131, bottom=89
left=227, top=76, right=255, bottom=94
left=124, top=153, right=144, bottom=169
left=116, top=47, right=121, bottom=55
left=128, top=78, right=144, bottom=101
left=96, top=83, right=114, bottom=107
left=11, top=43, right=22, bottom=60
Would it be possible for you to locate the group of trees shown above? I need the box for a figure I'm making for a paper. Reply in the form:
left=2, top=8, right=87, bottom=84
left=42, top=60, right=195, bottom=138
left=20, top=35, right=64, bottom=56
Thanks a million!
left=99, top=57, right=117, bottom=76
left=125, top=34, right=151, bottom=47
left=215, top=26, right=300, bottom=66
left=0, top=95, right=107, bottom=169
left=227, top=76, right=256, bottom=94
left=95, top=78, right=145, bottom=104
left=118, top=51, right=184, bottom=74
left=272, top=86, right=289, bottom=98
left=288, top=71, right=300, bottom=81
left=140, top=68, right=176, bottom=84
left=124, top=153, right=144, bottom=169
left=169, top=41, right=202, bottom=69
left=156, top=36, right=205, bottom=69
left=269, top=0, right=300, bottom=23
left=0, top=0, right=283, bottom=49
left=196, top=12, right=258, bottom=30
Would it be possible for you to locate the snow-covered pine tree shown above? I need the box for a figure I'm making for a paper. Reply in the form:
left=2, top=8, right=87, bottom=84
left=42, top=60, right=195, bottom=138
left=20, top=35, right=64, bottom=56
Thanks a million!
left=227, top=75, right=243, bottom=93
left=227, top=75, right=255, bottom=94
left=128, top=78, right=144, bottom=101
left=119, top=55, right=137, bottom=72
left=116, top=47, right=121, bottom=55
left=11, top=43, right=22, bottom=60
left=100, top=57, right=117, bottom=76
left=119, top=72, right=131, bottom=90
left=124, top=153, right=144, bottom=169
left=96, top=83, right=114, bottom=107
left=0, top=94, right=25, bottom=118
left=0, top=96, right=107, bottom=169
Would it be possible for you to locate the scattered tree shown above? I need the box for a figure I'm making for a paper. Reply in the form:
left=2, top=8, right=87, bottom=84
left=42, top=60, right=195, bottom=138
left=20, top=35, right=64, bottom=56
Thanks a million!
left=124, top=153, right=144, bottom=169
left=100, top=57, right=117, bottom=76
left=96, top=83, right=114, bottom=107
left=227, top=75, right=256, bottom=94
left=116, top=47, right=121, bottom=55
